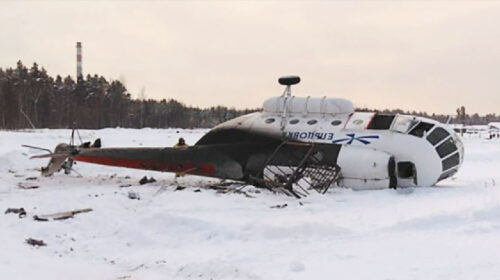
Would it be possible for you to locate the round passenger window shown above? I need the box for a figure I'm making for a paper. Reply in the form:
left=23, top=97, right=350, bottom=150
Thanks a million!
left=265, top=118, right=275, bottom=124
left=307, top=119, right=318, bottom=125
left=289, top=119, right=299, bottom=125
left=331, top=120, right=342, bottom=126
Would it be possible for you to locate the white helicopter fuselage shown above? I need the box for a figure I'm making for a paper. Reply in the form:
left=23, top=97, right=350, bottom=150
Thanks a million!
left=215, top=96, right=463, bottom=190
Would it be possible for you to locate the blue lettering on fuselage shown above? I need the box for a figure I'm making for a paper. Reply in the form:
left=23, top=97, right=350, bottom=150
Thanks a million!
left=287, top=131, right=379, bottom=145
left=288, top=131, right=335, bottom=140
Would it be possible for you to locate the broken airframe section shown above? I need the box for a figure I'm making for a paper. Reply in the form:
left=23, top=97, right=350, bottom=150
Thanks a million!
left=33, top=208, right=93, bottom=221
left=251, top=141, right=341, bottom=198
left=26, top=128, right=342, bottom=198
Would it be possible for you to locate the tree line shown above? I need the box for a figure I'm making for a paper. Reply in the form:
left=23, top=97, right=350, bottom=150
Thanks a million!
left=0, top=61, right=257, bottom=129
left=0, top=61, right=498, bottom=130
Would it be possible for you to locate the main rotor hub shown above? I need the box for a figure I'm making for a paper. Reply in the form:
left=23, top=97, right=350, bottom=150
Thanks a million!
left=278, top=76, right=300, bottom=86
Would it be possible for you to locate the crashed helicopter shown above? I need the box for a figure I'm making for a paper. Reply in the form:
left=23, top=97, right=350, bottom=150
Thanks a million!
left=28, top=76, right=464, bottom=198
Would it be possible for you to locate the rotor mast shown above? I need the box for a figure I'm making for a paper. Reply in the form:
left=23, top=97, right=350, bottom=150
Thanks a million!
left=278, top=75, right=301, bottom=134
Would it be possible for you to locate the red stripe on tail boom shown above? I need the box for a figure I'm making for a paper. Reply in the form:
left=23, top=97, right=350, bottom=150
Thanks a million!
left=73, top=155, right=215, bottom=175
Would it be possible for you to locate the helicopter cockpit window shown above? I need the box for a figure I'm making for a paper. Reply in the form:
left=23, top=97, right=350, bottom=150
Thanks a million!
left=436, top=137, right=458, bottom=158
left=307, top=119, right=318, bottom=125
left=409, top=122, right=435, bottom=137
left=391, top=115, right=419, bottom=134
left=442, top=152, right=460, bottom=171
left=367, top=114, right=395, bottom=130
left=289, top=119, right=299, bottom=125
left=426, top=127, right=450, bottom=145
left=265, top=118, right=275, bottom=124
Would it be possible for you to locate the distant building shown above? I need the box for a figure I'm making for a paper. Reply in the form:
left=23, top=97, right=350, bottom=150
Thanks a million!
left=488, top=122, right=500, bottom=132
left=449, top=123, right=488, bottom=135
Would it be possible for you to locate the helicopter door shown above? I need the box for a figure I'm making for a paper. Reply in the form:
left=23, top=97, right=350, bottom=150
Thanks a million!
left=397, top=161, right=417, bottom=185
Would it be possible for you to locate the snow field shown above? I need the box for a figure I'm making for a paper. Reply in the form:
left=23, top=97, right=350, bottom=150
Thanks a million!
left=1, top=129, right=500, bottom=279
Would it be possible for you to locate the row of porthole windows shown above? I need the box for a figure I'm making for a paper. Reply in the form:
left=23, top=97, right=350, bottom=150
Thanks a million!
left=264, top=118, right=343, bottom=126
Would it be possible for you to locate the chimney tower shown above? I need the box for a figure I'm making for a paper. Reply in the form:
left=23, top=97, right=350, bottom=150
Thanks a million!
left=76, top=42, right=82, bottom=79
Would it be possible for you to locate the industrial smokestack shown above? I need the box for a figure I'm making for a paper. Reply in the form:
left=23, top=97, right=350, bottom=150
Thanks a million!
left=76, top=42, right=82, bottom=79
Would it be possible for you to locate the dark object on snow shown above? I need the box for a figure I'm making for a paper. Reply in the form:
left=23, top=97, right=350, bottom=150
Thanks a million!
left=139, top=176, right=156, bottom=185
left=91, top=138, right=102, bottom=148
left=17, top=183, right=39, bottom=189
left=33, top=208, right=92, bottom=221
left=80, top=141, right=91, bottom=148
left=26, top=238, right=46, bottom=247
left=204, top=182, right=254, bottom=198
left=174, top=138, right=188, bottom=148
left=128, top=191, right=140, bottom=200
left=120, top=184, right=132, bottom=188
left=25, top=177, right=38, bottom=181
left=5, top=207, right=27, bottom=218
left=174, top=186, right=186, bottom=191
left=193, top=189, right=201, bottom=192
left=270, top=204, right=288, bottom=209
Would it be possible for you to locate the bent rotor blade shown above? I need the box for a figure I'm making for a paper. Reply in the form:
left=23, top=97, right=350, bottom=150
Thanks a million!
left=22, top=145, right=53, bottom=154
left=30, top=152, right=71, bottom=159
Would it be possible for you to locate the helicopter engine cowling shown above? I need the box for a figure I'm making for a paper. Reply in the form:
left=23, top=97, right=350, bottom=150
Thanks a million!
left=336, top=145, right=396, bottom=190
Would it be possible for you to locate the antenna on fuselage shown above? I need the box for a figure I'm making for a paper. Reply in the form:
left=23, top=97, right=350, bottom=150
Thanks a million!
left=278, top=76, right=301, bottom=135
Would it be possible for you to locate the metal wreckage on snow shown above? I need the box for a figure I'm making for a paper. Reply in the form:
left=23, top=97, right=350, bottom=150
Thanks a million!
left=26, top=76, right=464, bottom=198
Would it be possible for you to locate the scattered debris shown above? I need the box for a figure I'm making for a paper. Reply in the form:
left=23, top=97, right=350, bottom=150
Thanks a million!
left=33, top=208, right=93, bottom=221
left=124, top=176, right=131, bottom=179
left=129, top=264, right=146, bottom=271
left=193, top=189, right=201, bottom=192
left=103, top=257, right=116, bottom=264
left=175, top=167, right=198, bottom=178
left=25, top=176, right=38, bottom=181
left=270, top=204, right=288, bottom=209
left=175, top=186, right=186, bottom=191
left=204, top=182, right=254, bottom=198
left=139, top=176, right=156, bottom=185
left=128, top=191, right=140, bottom=200
left=25, top=142, right=75, bottom=177
left=14, top=174, right=24, bottom=178
left=119, top=184, right=132, bottom=188
left=5, top=207, right=27, bottom=218
left=26, top=238, right=46, bottom=247
left=17, top=183, right=39, bottom=189
left=8, top=169, right=16, bottom=174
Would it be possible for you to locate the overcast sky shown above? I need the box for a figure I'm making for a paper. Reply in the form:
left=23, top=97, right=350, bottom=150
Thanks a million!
left=1, top=1, right=500, bottom=114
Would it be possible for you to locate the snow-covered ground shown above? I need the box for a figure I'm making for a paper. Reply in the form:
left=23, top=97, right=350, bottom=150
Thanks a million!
left=1, top=129, right=500, bottom=280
